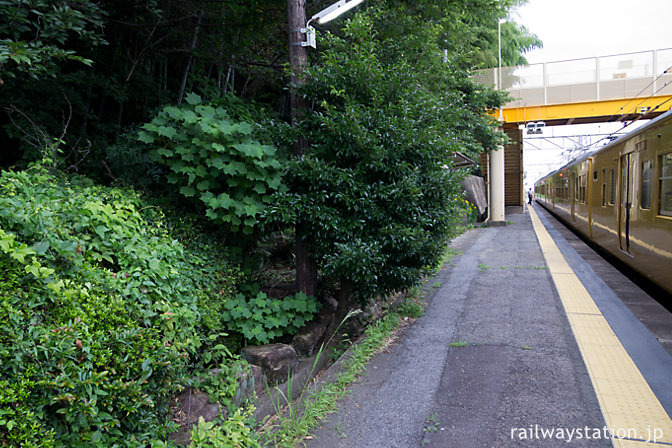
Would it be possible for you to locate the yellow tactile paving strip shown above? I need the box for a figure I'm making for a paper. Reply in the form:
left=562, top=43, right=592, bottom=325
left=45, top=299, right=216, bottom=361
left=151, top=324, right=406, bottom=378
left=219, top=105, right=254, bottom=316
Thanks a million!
left=529, top=206, right=672, bottom=447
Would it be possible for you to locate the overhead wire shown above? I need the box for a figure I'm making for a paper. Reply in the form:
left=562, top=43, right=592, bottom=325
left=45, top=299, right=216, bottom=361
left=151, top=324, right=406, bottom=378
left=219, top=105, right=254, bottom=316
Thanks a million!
left=584, top=64, right=672, bottom=149
left=618, top=64, right=672, bottom=115
left=520, top=55, right=672, bottom=178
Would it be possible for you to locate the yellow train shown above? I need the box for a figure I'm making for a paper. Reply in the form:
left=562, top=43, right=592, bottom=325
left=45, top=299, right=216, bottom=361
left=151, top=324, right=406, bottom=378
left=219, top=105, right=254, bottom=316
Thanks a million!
left=534, top=110, right=672, bottom=296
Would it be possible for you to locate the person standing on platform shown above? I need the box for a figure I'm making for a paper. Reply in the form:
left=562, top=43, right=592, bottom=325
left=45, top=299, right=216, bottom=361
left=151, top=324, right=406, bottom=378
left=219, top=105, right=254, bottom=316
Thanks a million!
left=528, top=188, right=533, bottom=205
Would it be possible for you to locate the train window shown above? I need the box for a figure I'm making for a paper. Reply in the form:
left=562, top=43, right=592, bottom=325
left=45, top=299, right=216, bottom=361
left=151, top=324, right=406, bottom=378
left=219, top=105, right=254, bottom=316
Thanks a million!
left=602, top=169, right=606, bottom=207
left=609, top=169, right=615, bottom=205
left=579, top=174, right=586, bottom=203
left=641, top=160, right=652, bottom=210
left=660, top=153, right=672, bottom=217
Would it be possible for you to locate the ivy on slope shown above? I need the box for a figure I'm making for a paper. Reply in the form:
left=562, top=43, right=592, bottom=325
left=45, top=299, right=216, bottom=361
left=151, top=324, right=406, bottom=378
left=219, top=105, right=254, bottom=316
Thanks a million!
left=0, top=167, right=239, bottom=447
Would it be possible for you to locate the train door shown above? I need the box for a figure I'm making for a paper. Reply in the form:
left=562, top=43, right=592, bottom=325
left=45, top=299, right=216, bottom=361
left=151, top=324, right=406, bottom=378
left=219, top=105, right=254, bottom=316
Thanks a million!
left=570, top=173, right=576, bottom=219
left=618, top=153, right=633, bottom=253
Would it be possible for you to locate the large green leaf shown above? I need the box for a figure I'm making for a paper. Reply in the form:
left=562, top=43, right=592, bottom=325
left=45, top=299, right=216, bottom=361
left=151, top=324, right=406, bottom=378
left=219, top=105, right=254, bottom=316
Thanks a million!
left=185, top=92, right=202, bottom=105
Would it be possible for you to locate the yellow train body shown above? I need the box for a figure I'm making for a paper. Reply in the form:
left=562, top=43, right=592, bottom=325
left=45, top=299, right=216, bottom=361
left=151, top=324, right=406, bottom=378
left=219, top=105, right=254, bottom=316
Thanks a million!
left=535, top=110, right=672, bottom=295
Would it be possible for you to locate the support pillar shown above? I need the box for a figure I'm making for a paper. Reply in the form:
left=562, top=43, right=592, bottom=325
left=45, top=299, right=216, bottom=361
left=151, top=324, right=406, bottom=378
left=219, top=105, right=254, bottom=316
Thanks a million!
left=490, top=143, right=506, bottom=223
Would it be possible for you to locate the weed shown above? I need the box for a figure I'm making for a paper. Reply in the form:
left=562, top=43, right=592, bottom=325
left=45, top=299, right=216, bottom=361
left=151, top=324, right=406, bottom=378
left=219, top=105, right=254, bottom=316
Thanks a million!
left=522, top=345, right=533, bottom=350
left=478, top=263, right=491, bottom=271
left=397, top=299, right=425, bottom=319
left=189, top=407, right=260, bottom=447
left=396, top=284, right=428, bottom=318
left=259, top=313, right=400, bottom=447
left=433, top=248, right=463, bottom=272
left=335, top=420, right=348, bottom=439
left=424, top=412, right=439, bottom=433
left=449, top=340, right=469, bottom=347
left=432, top=282, right=442, bottom=288
left=405, top=285, right=423, bottom=300
left=221, top=291, right=320, bottom=346
left=329, top=334, right=352, bottom=361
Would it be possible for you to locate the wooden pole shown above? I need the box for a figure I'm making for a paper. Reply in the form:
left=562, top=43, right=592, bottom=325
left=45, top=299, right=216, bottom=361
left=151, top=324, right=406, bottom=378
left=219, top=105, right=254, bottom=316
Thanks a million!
left=287, top=0, right=318, bottom=297
left=288, top=0, right=308, bottom=134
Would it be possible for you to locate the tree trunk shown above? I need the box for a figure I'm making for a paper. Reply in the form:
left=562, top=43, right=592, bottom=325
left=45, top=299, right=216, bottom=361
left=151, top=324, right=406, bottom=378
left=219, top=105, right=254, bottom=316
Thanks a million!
left=288, top=0, right=318, bottom=297
left=177, top=10, right=202, bottom=105
left=296, top=226, right=318, bottom=296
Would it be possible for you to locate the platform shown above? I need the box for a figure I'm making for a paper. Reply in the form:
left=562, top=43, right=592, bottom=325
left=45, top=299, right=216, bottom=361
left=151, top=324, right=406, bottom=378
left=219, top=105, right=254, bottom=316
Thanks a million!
left=306, top=204, right=672, bottom=447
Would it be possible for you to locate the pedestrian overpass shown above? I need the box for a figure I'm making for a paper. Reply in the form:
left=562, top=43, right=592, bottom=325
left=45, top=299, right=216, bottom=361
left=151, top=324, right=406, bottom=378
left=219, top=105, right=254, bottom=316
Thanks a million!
left=472, top=48, right=672, bottom=219
left=475, top=48, right=672, bottom=126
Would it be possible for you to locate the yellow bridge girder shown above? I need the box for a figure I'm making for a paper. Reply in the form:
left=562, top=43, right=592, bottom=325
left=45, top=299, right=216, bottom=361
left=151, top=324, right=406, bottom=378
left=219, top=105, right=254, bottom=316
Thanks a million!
left=499, top=95, right=672, bottom=127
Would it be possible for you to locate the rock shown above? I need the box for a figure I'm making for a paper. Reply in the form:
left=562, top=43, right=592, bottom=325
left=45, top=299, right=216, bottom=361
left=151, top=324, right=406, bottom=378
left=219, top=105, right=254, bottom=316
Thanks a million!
left=322, top=295, right=339, bottom=311
left=292, top=320, right=328, bottom=357
left=234, top=364, right=266, bottom=406
left=241, top=343, right=298, bottom=385
left=169, top=387, right=224, bottom=446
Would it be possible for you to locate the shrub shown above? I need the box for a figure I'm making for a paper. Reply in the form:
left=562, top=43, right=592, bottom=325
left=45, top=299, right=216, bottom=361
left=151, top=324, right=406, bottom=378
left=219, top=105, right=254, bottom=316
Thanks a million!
left=138, top=93, right=287, bottom=235
left=269, top=12, right=501, bottom=303
left=0, top=167, right=242, bottom=446
left=188, top=407, right=259, bottom=448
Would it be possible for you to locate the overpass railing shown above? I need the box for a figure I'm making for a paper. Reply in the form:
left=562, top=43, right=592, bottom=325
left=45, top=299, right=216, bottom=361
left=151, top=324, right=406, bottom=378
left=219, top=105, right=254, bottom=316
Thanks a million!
left=474, top=48, right=672, bottom=108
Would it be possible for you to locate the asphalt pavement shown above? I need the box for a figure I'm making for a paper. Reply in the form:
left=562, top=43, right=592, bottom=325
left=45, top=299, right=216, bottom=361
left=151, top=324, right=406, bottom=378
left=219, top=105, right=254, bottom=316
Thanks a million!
left=305, top=209, right=613, bottom=447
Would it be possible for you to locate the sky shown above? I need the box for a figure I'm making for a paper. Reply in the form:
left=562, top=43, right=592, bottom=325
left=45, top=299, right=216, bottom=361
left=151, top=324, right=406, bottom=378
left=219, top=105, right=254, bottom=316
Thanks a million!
left=509, top=0, right=672, bottom=188
left=513, top=0, right=672, bottom=65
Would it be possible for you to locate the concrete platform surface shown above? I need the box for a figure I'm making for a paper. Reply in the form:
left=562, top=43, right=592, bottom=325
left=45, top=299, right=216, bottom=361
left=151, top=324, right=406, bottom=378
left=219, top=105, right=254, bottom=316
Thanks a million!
left=305, top=206, right=672, bottom=448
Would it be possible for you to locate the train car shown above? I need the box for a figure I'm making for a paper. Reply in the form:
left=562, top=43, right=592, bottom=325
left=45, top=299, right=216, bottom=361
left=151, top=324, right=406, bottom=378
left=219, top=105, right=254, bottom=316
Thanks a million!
left=534, top=109, right=672, bottom=296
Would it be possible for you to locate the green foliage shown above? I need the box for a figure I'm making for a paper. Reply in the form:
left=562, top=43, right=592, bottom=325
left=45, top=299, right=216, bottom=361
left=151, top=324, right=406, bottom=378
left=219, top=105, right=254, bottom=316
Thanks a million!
left=0, top=167, right=244, bottom=446
left=0, top=168, right=233, bottom=350
left=105, top=132, right=166, bottom=190
left=1, top=0, right=291, bottom=171
left=0, top=0, right=106, bottom=79
left=0, top=250, right=183, bottom=446
left=188, top=407, right=260, bottom=448
left=270, top=11, right=505, bottom=303
left=260, top=313, right=400, bottom=447
left=463, top=199, right=479, bottom=223
left=194, top=364, right=242, bottom=411
left=192, top=345, right=249, bottom=411
left=396, top=296, right=425, bottom=319
left=222, top=292, right=320, bottom=346
left=139, top=93, right=286, bottom=235
left=393, top=0, right=541, bottom=69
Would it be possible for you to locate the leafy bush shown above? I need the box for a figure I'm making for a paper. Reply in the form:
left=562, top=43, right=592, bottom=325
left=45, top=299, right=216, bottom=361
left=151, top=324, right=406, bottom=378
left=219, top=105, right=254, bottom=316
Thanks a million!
left=105, top=132, right=166, bottom=190
left=222, top=292, right=320, bottom=345
left=189, top=408, right=259, bottom=448
left=270, top=12, right=502, bottom=303
left=0, top=167, right=242, bottom=446
left=138, top=93, right=286, bottom=235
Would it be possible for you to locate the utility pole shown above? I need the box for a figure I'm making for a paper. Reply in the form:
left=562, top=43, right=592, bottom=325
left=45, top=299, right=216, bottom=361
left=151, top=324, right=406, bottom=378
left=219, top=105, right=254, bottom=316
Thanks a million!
left=288, top=0, right=308, bottom=134
left=288, top=0, right=318, bottom=297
